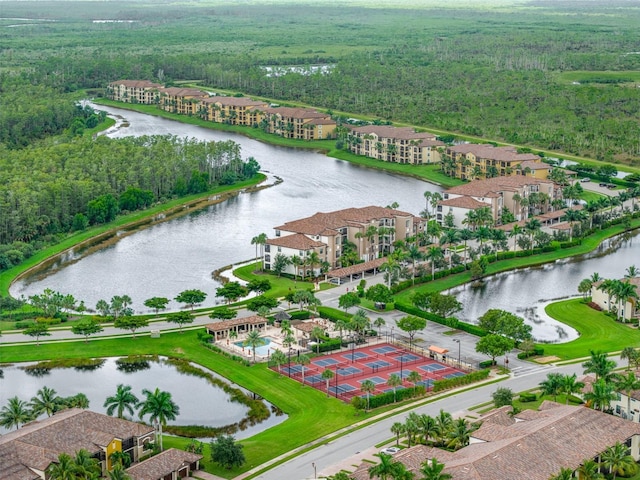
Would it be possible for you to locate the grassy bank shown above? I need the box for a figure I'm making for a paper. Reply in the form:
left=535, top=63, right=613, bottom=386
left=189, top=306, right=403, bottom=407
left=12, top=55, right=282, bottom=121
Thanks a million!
left=0, top=175, right=265, bottom=297
left=543, top=299, right=640, bottom=359
left=0, top=331, right=359, bottom=478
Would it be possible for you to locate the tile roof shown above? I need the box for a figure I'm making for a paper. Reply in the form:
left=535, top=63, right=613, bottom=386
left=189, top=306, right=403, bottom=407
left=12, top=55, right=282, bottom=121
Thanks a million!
left=448, top=144, right=540, bottom=162
left=275, top=206, right=414, bottom=236
left=266, top=233, right=325, bottom=250
left=350, top=125, right=438, bottom=141
left=205, top=315, right=267, bottom=332
left=327, top=257, right=388, bottom=278
left=358, top=402, right=640, bottom=480
left=110, top=80, right=163, bottom=88
left=126, top=448, right=202, bottom=480
left=520, top=160, right=551, bottom=170
left=0, top=409, right=154, bottom=480
left=438, top=197, right=490, bottom=210
left=293, top=321, right=326, bottom=333
left=445, top=176, right=552, bottom=198
left=264, top=107, right=330, bottom=119
left=212, top=96, right=268, bottom=107
left=159, top=87, right=208, bottom=97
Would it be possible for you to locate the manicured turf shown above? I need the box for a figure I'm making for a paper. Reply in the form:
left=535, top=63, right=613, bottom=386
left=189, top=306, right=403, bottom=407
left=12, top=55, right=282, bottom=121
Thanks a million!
left=543, top=298, right=640, bottom=360
left=0, top=332, right=360, bottom=478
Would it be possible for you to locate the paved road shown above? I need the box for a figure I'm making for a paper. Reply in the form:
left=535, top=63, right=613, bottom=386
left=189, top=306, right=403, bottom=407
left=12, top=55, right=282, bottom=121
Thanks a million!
left=249, top=359, right=600, bottom=480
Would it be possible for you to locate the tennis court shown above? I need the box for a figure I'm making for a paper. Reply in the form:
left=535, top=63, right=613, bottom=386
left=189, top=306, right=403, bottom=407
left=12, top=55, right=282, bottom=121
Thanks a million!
left=270, top=342, right=467, bottom=402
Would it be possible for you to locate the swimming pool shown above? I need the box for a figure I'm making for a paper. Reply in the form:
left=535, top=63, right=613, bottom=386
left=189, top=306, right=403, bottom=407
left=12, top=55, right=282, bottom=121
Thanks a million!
left=235, top=336, right=275, bottom=356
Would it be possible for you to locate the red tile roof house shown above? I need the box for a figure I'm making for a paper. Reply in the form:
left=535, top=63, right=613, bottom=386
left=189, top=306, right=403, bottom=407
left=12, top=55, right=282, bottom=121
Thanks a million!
left=264, top=206, right=423, bottom=276
left=436, top=176, right=561, bottom=228
left=125, top=448, right=202, bottom=480
left=353, top=402, right=640, bottom=480
left=0, top=408, right=155, bottom=480
left=106, top=80, right=164, bottom=104
left=347, top=125, right=445, bottom=164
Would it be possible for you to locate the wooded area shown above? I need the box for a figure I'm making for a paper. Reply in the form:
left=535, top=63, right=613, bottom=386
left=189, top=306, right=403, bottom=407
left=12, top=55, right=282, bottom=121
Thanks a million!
left=1, top=0, right=639, bottom=270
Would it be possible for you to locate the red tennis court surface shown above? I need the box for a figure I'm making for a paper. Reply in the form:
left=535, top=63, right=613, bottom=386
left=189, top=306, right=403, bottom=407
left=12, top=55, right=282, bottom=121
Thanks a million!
left=272, top=343, right=466, bottom=402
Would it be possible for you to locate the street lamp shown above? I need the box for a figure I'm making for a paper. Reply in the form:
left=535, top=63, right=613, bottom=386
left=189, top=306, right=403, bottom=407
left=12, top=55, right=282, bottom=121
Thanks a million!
left=288, top=348, right=292, bottom=377
left=391, top=326, right=395, bottom=344
left=312, top=462, right=317, bottom=479
left=453, top=339, right=461, bottom=369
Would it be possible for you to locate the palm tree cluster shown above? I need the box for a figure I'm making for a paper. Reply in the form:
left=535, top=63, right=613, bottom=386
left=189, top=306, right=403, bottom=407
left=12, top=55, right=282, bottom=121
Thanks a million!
left=548, top=442, right=638, bottom=480
left=590, top=266, right=639, bottom=322
left=368, top=453, right=451, bottom=480
left=390, top=410, right=479, bottom=451
left=0, top=387, right=90, bottom=430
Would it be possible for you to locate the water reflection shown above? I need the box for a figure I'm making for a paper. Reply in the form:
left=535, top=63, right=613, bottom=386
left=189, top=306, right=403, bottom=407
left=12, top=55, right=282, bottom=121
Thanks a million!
left=0, top=357, right=286, bottom=438
left=452, top=232, right=639, bottom=342
left=11, top=104, right=441, bottom=312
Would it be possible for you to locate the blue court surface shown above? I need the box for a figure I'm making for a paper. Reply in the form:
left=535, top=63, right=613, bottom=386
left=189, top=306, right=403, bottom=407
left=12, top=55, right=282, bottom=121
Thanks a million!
left=314, top=358, right=339, bottom=367
left=445, top=372, right=465, bottom=379
left=419, top=363, right=446, bottom=372
left=365, top=360, right=392, bottom=369
left=395, top=353, right=420, bottom=362
left=360, top=376, right=386, bottom=385
left=372, top=346, right=398, bottom=355
left=417, top=379, right=434, bottom=388
left=329, top=384, right=356, bottom=395
left=342, top=351, right=369, bottom=361
left=305, top=374, right=323, bottom=384
left=337, top=366, right=362, bottom=376
left=286, top=364, right=304, bottom=373
left=390, top=370, right=412, bottom=378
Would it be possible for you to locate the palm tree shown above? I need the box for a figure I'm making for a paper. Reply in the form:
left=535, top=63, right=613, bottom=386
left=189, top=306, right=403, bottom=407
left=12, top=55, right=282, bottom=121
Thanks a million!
left=138, top=387, right=180, bottom=451
left=459, top=228, right=474, bottom=263
left=405, top=244, right=425, bottom=284
left=561, top=373, right=585, bottom=404
left=577, top=459, right=603, bottom=480
left=29, top=386, right=60, bottom=417
left=387, top=373, right=402, bottom=403
left=407, top=370, right=422, bottom=393
left=584, top=378, right=616, bottom=412
left=549, top=467, right=574, bottom=480
left=425, top=246, right=444, bottom=280
left=598, top=279, right=616, bottom=312
left=244, top=329, right=266, bottom=363
left=434, top=409, right=453, bottom=447
left=590, top=272, right=602, bottom=283
left=269, top=349, right=287, bottom=375
left=525, top=218, right=541, bottom=253
left=625, top=265, right=638, bottom=278
left=417, top=414, right=437, bottom=445
left=390, top=421, right=406, bottom=447
left=404, top=415, right=419, bottom=447
left=368, top=453, right=397, bottom=480
left=612, top=280, right=639, bottom=322
left=419, top=458, right=452, bottom=480
left=446, top=418, right=477, bottom=450
left=250, top=233, right=267, bottom=270
left=614, top=371, right=640, bottom=420
left=621, top=347, right=639, bottom=371
left=46, top=453, right=76, bottom=480
left=296, top=354, right=311, bottom=386
left=73, top=449, right=101, bottom=480
left=601, top=442, right=637, bottom=480
left=108, top=464, right=133, bottom=480
left=104, top=384, right=140, bottom=419
left=582, top=350, right=617, bottom=382
left=539, top=373, right=564, bottom=402
left=322, top=369, right=335, bottom=397
left=361, top=379, right=376, bottom=411
left=0, top=396, right=32, bottom=430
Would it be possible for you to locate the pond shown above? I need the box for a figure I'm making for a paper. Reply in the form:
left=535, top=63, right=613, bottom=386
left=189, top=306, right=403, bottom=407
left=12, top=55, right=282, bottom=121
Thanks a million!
left=451, top=231, right=639, bottom=342
left=0, top=356, right=286, bottom=438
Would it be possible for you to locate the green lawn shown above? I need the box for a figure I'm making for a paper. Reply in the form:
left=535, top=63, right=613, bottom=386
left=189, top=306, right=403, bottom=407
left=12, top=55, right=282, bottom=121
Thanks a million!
left=0, top=332, right=360, bottom=478
left=543, top=299, right=640, bottom=360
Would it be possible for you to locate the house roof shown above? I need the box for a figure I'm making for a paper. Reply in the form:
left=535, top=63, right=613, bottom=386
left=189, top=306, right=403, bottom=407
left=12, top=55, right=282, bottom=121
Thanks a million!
left=350, top=125, right=438, bottom=141
left=448, top=144, right=540, bottom=163
left=293, top=321, right=326, bottom=333
left=205, top=315, right=267, bottom=332
left=275, top=206, right=415, bottom=236
left=211, top=96, right=268, bottom=107
left=520, top=160, right=551, bottom=170
left=327, top=257, right=388, bottom=278
left=445, top=176, right=552, bottom=198
left=0, top=409, right=154, bottom=480
left=159, top=87, right=208, bottom=98
left=266, top=233, right=325, bottom=250
left=355, top=402, right=640, bottom=480
left=126, top=448, right=202, bottom=480
left=110, top=80, right=163, bottom=89
left=438, top=197, right=490, bottom=210
left=264, top=106, right=329, bottom=119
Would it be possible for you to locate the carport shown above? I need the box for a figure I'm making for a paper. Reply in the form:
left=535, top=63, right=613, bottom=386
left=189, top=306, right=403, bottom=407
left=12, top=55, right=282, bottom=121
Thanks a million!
left=326, top=257, right=388, bottom=285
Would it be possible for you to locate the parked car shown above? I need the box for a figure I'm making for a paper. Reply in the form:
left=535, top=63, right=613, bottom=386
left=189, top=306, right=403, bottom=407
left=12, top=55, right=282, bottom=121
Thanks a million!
left=380, top=447, right=400, bottom=455
left=607, top=184, right=617, bottom=189
left=580, top=177, right=590, bottom=182
left=599, top=182, right=608, bottom=187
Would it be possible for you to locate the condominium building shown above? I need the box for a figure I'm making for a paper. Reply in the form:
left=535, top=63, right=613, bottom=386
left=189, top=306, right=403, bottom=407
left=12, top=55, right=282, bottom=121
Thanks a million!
left=348, top=125, right=444, bottom=164
left=264, top=206, right=423, bottom=275
left=443, top=144, right=552, bottom=180
left=106, top=80, right=163, bottom=104
left=157, top=87, right=209, bottom=115
left=262, top=107, right=337, bottom=140
left=437, top=176, right=560, bottom=227
left=199, top=96, right=269, bottom=126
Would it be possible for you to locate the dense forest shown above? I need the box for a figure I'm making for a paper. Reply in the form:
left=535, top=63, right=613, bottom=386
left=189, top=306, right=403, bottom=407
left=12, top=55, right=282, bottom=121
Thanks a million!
left=1, top=0, right=640, bottom=271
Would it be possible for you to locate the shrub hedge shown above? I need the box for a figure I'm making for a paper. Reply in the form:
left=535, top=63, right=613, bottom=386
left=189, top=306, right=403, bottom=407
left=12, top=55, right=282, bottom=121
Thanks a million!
left=432, top=369, right=490, bottom=392
left=365, top=385, right=426, bottom=409
left=394, top=302, right=487, bottom=337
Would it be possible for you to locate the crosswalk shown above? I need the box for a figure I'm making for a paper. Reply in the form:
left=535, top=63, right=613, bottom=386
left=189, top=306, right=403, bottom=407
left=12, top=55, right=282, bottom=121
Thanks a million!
left=510, top=363, right=555, bottom=377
